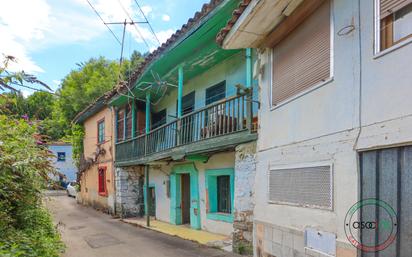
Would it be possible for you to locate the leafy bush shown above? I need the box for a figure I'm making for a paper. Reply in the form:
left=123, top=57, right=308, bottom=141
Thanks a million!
left=0, top=115, right=64, bottom=256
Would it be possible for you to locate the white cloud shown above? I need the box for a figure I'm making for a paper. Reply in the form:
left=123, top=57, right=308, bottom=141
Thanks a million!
left=0, top=0, right=50, bottom=73
left=141, top=5, right=152, bottom=16
left=162, top=14, right=170, bottom=22
left=0, top=0, right=174, bottom=74
left=0, top=0, right=103, bottom=73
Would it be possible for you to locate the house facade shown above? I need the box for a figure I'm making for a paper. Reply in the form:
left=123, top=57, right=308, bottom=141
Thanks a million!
left=110, top=0, right=258, bottom=253
left=218, top=0, right=412, bottom=256
left=48, top=142, right=77, bottom=182
left=73, top=93, right=116, bottom=214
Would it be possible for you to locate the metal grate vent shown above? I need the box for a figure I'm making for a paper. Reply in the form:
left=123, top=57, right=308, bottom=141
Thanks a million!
left=268, top=165, right=332, bottom=209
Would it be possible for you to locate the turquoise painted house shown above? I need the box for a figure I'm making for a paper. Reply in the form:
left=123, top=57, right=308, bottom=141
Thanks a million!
left=110, top=0, right=258, bottom=253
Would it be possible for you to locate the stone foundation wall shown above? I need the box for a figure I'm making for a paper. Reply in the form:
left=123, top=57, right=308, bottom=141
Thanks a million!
left=115, top=166, right=144, bottom=218
left=233, top=141, right=257, bottom=255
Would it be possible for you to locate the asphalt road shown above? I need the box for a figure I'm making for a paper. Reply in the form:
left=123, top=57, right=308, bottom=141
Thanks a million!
left=46, top=194, right=240, bottom=257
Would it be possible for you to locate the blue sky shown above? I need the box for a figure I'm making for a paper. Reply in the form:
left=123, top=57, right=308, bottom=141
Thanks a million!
left=0, top=0, right=209, bottom=96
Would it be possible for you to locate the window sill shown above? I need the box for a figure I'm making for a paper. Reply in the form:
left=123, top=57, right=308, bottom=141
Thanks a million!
left=374, top=37, right=412, bottom=59
left=98, top=192, right=108, bottom=197
left=206, top=212, right=234, bottom=223
left=270, top=77, right=334, bottom=111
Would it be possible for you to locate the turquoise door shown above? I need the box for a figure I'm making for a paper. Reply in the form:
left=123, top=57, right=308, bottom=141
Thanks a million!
left=170, top=163, right=201, bottom=229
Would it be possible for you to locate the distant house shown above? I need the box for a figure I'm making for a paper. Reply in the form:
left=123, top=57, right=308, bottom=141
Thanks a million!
left=49, top=142, right=77, bottom=183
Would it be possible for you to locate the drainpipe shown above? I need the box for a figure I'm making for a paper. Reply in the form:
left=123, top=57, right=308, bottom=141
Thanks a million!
left=177, top=66, right=184, bottom=146
left=111, top=106, right=117, bottom=216
left=131, top=99, right=136, bottom=137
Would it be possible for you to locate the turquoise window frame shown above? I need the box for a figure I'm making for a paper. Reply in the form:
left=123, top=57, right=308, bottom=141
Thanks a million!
left=205, top=168, right=234, bottom=223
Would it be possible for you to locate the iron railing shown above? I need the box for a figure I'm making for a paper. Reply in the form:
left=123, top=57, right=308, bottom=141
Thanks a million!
left=115, top=92, right=255, bottom=163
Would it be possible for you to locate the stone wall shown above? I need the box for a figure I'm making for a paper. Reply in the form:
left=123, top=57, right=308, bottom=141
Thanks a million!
left=233, top=141, right=257, bottom=255
left=115, top=166, right=144, bottom=218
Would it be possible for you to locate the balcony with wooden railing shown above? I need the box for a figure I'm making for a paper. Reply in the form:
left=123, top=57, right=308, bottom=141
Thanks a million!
left=115, top=92, right=258, bottom=166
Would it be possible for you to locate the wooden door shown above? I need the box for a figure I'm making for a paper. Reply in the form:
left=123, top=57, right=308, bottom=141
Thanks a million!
left=181, top=174, right=191, bottom=224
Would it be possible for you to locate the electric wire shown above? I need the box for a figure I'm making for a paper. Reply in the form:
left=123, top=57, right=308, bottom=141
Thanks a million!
left=116, top=0, right=151, bottom=51
left=85, top=0, right=122, bottom=45
left=133, top=0, right=161, bottom=45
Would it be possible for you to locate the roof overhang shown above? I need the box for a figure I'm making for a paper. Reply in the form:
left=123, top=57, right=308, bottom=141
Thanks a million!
left=221, top=0, right=309, bottom=49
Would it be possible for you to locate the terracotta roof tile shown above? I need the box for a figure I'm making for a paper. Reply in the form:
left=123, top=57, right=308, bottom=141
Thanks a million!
left=126, top=0, right=224, bottom=92
left=216, top=0, right=251, bottom=46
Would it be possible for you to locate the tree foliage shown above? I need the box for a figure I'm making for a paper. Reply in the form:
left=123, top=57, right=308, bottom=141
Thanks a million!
left=0, top=55, right=51, bottom=92
left=0, top=115, right=64, bottom=256
left=54, top=57, right=121, bottom=125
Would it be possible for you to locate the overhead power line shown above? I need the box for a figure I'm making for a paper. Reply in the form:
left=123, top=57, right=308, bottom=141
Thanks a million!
left=85, top=0, right=122, bottom=45
left=133, top=0, right=160, bottom=45
left=115, top=0, right=151, bottom=51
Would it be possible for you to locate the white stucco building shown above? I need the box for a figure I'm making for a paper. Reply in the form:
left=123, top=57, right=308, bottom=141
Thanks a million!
left=218, top=0, right=412, bottom=256
left=49, top=142, right=77, bottom=182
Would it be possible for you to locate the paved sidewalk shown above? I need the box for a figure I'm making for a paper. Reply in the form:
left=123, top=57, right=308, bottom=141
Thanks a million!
left=46, top=195, right=241, bottom=257
left=122, top=218, right=232, bottom=249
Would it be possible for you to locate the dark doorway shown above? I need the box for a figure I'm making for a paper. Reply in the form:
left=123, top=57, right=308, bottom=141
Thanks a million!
left=148, top=186, right=156, bottom=217
left=181, top=174, right=191, bottom=224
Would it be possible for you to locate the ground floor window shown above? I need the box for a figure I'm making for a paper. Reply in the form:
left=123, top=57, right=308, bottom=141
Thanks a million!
left=98, top=167, right=107, bottom=196
left=217, top=175, right=231, bottom=213
left=205, top=168, right=234, bottom=223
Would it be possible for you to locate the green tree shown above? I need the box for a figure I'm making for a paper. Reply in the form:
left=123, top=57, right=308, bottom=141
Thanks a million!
left=0, top=115, right=64, bottom=256
left=26, top=91, right=55, bottom=120
left=54, top=57, right=121, bottom=125
left=0, top=92, right=28, bottom=117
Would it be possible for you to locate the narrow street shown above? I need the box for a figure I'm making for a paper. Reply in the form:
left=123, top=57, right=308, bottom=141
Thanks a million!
left=46, top=194, right=240, bottom=257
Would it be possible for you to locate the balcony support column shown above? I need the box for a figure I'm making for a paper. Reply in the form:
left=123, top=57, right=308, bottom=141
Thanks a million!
left=131, top=99, right=136, bottom=137
left=245, top=48, right=253, bottom=130
left=246, top=48, right=252, bottom=88
left=177, top=66, right=183, bottom=146
left=145, top=93, right=151, bottom=134
left=177, top=66, right=184, bottom=118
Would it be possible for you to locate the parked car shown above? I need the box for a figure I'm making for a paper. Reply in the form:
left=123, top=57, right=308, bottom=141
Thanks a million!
left=66, top=182, right=78, bottom=197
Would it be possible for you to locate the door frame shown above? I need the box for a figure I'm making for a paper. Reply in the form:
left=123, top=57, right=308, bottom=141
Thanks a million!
left=170, top=163, right=201, bottom=229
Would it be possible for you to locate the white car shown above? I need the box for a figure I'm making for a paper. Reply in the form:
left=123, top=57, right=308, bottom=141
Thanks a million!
left=66, top=182, right=78, bottom=197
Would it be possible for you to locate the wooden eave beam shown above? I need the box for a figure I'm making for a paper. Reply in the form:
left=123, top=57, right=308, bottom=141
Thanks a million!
left=262, top=0, right=326, bottom=48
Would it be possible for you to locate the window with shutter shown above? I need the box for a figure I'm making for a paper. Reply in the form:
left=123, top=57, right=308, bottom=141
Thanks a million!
left=98, top=167, right=107, bottom=196
left=378, top=0, right=412, bottom=51
left=271, top=0, right=331, bottom=106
